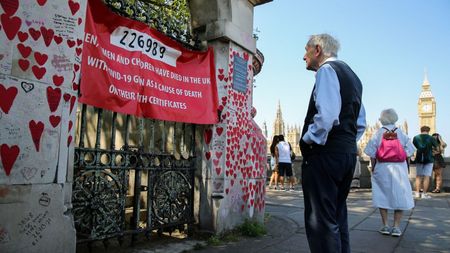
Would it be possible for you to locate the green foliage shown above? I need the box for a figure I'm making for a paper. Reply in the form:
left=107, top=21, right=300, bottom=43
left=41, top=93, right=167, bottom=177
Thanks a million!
left=207, top=235, right=222, bottom=246
left=104, top=0, right=194, bottom=44
left=237, top=219, right=267, bottom=237
left=221, top=233, right=239, bottom=242
left=202, top=219, right=266, bottom=248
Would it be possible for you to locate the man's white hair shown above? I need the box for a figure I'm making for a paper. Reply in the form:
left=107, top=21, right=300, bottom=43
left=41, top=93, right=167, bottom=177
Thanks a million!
left=307, top=34, right=340, bottom=57
left=379, top=108, right=398, bottom=125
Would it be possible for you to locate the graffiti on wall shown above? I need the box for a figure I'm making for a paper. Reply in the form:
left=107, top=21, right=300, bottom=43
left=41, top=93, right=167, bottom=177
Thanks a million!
left=205, top=43, right=266, bottom=220
left=0, top=184, right=70, bottom=251
left=18, top=210, right=53, bottom=246
left=0, top=0, right=85, bottom=184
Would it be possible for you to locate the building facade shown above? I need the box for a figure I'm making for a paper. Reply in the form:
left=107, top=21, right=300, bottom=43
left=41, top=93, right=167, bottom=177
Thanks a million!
left=418, top=72, right=436, bottom=133
left=264, top=101, right=301, bottom=155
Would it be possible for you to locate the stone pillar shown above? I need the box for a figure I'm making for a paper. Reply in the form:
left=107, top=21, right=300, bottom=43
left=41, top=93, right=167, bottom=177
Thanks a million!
left=189, top=0, right=271, bottom=233
left=0, top=1, right=86, bottom=252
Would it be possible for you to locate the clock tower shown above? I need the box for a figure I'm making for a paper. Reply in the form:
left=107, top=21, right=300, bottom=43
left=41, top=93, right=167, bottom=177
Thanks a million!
left=418, top=71, right=436, bottom=133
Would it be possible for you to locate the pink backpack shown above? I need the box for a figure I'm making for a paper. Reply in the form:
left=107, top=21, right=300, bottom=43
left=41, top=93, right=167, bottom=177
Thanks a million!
left=376, top=127, right=407, bottom=162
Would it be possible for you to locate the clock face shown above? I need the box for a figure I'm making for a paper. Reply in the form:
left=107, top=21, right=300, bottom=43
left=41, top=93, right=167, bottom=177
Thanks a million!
left=422, top=104, right=431, bottom=112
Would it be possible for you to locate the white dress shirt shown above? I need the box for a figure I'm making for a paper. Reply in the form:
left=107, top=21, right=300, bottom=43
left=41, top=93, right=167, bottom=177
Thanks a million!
left=302, top=58, right=366, bottom=145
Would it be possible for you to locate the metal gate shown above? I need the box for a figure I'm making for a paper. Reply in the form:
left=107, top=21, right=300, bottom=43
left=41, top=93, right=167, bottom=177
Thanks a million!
left=71, top=0, right=200, bottom=244
left=72, top=106, right=199, bottom=243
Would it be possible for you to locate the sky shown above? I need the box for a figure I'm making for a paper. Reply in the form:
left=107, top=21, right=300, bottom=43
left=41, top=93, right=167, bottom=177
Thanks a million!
left=252, top=0, right=450, bottom=156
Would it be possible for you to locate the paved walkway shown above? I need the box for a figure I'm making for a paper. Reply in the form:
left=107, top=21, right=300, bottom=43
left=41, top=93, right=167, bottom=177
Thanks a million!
left=189, top=188, right=450, bottom=253
left=79, top=188, right=450, bottom=253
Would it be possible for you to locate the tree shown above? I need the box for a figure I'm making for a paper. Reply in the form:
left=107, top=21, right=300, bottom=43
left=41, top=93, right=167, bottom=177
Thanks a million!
left=104, top=0, right=198, bottom=47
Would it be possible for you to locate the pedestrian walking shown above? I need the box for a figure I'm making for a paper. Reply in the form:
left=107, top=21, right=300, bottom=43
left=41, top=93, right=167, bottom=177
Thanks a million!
left=364, top=109, right=415, bottom=237
left=275, top=135, right=295, bottom=191
left=268, top=135, right=280, bottom=190
left=431, top=133, right=447, bottom=193
left=299, top=33, right=366, bottom=253
left=412, top=126, right=438, bottom=199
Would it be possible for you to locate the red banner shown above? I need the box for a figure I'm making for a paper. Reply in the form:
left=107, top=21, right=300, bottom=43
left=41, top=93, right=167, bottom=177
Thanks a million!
left=79, top=0, right=218, bottom=124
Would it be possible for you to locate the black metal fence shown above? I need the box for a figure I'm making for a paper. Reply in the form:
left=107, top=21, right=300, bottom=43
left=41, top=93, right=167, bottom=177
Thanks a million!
left=72, top=105, right=198, bottom=243
left=72, top=0, right=201, bottom=244
left=104, top=0, right=200, bottom=49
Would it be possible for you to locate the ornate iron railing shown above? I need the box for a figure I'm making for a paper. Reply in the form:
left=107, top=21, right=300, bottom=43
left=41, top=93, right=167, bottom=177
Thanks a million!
left=72, top=0, right=200, bottom=245
left=104, top=0, right=200, bottom=49
left=72, top=105, right=197, bottom=244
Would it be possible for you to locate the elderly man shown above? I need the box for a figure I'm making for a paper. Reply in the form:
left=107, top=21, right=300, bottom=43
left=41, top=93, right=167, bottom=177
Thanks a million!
left=300, top=33, right=366, bottom=253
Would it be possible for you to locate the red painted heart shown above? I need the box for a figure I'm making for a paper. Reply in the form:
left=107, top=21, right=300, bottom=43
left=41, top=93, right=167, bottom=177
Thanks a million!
left=36, top=0, right=47, bottom=6
left=40, top=26, right=54, bottom=47
left=32, top=65, right=46, bottom=79
left=77, top=17, right=82, bottom=25
left=28, top=27, right=41, bottom=40
left=68, top=0, right=80, bottom=15
left=1, top=144, right=20, bottom=176
left=216, top=127, right=224, bottom=136
left=49, top=115, right=61, bottom=128
left=53, top=35, right=63, bottom=44
left=205, top=151, right=211, bottom=160
left=17, top=43, right=32, bottom=58
left=34, top=51, right=48, bottom=65
left=63, top=93, right=70, bottom=102
left=75, top=47, right=82, bottom=56
left=17, top=31, right=28, bottom=42
left=18, top=59, right=30, bottom=71
left=67, top=40, right=75, bottom=48
left=68, top=120, right=73, bottom=132
left=0, top=84, right=18, bottom=114
left=0, top=0, right=19, bottom=15
left=72, top=82, right=79, bottom=91
left=67, top=135, right=72, bottom=147
left=1, top=14, right=21, bottom=40
left=29, top=120, right=44, bottom=152
left=46, top=86, right=61, bottom=112
left=221, top=96, right=227, bottom=103
left=243, top=52, right=249, bottom=61
left=204, top=129, right=212, bottom=145
left=215, top=167, right=222, bottom=175
left=69, top=95, right=76, bottom=114
left=52, top=75, right=64, bottom=86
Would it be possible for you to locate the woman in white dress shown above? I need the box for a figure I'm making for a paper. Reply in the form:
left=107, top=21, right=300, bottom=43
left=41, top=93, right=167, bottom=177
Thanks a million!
left=364, top=108, right=415, bottom=237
